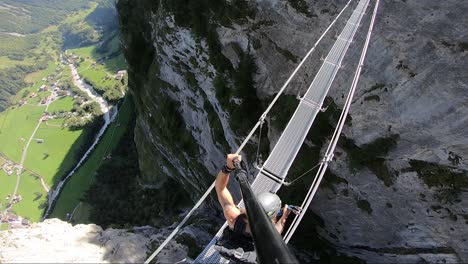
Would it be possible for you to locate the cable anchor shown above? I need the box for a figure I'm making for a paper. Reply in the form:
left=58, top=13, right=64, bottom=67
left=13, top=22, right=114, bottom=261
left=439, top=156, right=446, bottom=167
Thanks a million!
left=323, top=153, right=334, bottom=163
left=259, top=114, right=267, bottom=124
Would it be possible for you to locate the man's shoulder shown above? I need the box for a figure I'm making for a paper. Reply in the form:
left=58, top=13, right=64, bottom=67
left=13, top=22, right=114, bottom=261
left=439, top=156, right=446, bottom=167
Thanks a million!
left=224, top=204, right=241, bottom=226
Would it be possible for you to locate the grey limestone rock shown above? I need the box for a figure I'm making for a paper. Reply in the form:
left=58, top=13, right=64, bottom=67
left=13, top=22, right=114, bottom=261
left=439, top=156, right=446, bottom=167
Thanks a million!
left=117, top=0, right=468, bottom=262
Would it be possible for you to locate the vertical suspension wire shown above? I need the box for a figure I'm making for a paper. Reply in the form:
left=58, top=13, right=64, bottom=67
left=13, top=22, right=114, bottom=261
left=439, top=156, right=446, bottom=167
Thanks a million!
left=255, top=120, right=265, bottom=168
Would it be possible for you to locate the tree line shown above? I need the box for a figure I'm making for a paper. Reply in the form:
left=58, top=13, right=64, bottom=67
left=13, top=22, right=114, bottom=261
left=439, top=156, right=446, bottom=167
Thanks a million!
left=0, top=63, right=48, bottom=111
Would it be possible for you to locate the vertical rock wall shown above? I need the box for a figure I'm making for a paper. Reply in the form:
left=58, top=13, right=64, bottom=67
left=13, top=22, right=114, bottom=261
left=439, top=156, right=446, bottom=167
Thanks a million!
left=117, top=0, right=468, bottom=262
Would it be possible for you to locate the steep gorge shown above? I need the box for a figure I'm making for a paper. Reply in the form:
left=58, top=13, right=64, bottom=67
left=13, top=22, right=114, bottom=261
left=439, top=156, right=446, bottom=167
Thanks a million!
left=117, top=0, right=468, bottom=262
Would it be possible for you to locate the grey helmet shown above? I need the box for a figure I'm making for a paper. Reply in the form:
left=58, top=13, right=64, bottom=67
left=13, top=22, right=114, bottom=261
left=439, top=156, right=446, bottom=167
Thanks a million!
left=257, top=192, right=281, bottom=218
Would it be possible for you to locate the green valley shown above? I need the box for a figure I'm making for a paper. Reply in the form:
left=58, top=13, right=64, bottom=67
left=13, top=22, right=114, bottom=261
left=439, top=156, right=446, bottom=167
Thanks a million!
left=0, top=0, right=129, bottom=228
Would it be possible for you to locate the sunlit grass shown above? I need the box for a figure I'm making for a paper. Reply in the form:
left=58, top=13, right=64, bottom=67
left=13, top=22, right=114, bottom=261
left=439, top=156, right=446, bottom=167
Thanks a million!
left=51, top=98, right=132, bottom=220
left=48, top=96, right=74, bottom=113
left=0, top=104, right=45, bottom=163
left=24, top=123, right=85, bottom=186
left=11, top=173, right=47, bottom=222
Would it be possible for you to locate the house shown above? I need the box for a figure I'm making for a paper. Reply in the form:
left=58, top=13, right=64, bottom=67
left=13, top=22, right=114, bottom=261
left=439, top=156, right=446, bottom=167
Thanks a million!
left=11, top=195, right=22, bottom=204
left=38, top=85, right=50, bottom=92
left=117, top=70, right=127, bottom=76
left=57, top=90, right=68, bottom=96
left=115, top=70, right=127, bottom=80
left=21, top=218, right=30, bottom=226
left=8, top=214, right=18, bottom=221
left=29, top=92, right=37, bottom=98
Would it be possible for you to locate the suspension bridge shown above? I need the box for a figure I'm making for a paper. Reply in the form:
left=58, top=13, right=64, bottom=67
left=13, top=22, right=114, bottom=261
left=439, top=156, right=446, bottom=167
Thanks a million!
left=146, top=0, right=380, bottom=262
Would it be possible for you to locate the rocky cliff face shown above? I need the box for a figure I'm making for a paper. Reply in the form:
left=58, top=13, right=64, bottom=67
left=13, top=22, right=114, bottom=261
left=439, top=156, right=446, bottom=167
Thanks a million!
left=0, top=219, right=150, bottom=263
left=0, top=218, right=199, bottom=263
left=117, top=0, right=468, bottom=262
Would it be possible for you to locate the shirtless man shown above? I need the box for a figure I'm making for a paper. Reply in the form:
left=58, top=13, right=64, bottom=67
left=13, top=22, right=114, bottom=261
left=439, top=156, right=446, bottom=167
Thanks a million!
left=215, top=153, right=291, bottom=237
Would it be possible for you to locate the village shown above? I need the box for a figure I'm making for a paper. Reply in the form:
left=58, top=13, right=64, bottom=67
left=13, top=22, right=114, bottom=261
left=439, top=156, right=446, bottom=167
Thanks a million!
left=0, top=153, right=48, bottom=228
left=63, top=51, right=127, bottom=81
left=0, top=47, right=127, bottom=229
left=15, top=52, right=127, bottom=130
left=1, top=155, right=17, bottom=176
left=0, top=157, right=28, bottom=227
left=0, top=211, right=29, bottom=228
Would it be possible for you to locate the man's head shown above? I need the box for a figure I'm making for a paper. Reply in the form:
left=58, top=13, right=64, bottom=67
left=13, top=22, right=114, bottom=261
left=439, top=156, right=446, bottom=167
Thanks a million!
left=257, top=192, right=282, bottom=219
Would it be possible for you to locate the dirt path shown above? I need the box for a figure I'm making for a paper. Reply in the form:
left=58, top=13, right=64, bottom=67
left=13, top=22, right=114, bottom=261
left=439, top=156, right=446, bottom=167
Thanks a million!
left=45, top=121, right=61, bottom=127
left=39, top=177, right=50, bottom=193
left=11, top=95, right=53, bottom=198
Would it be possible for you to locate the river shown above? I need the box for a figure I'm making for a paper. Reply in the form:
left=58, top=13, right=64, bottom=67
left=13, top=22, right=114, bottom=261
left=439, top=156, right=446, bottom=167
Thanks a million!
left=42, top=63, right=118, bottom=219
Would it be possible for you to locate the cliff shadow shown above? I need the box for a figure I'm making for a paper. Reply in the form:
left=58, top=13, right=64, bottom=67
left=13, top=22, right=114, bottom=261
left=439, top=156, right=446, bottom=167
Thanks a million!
left=43, top=115, right=105, bottom=220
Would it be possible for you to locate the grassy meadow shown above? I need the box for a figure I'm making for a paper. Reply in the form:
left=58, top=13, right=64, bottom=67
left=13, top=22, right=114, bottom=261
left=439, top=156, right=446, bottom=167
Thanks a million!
left=50, top=97, right=132, bottom=220
left=48, top=96, right=75, bottom=113
left=10, top=173, right=48, bottom=222
left=24, top=121, right=86, bottom=186
left=0, top=104, right=45, bottom=163
left=68, top=36, right=127, bottom=102
left=0, top=0, right=127, bottom=224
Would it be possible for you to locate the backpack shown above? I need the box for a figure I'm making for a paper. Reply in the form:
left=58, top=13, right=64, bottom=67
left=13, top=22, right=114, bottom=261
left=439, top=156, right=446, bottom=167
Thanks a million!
left=215, top=220, right=257, bottom=263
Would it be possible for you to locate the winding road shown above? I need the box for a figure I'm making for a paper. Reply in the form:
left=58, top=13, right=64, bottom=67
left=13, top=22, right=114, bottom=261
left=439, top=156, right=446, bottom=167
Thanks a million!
left=11, top=92, right=54, bottom=199
left=2, top=59, right=115, bottom=225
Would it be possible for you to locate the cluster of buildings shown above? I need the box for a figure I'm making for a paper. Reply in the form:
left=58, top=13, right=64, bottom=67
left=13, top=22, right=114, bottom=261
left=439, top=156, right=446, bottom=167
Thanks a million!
left=0, top=211, right=29, bottom=227
left=18, top=80, right=70, bottom=107
left=0, top=212, right=18, bottom=223
left=17, top=99, right=26, bottom=106
left=38, top=84, right=50, bottom=92
left=1, top=161, right=16, bottom=176
left=41, top=75, right=54, bottom=82
left=38, top=82, right=65, bottom=105
left=40, top=114, right=50, bottom=122
left=6, top=194, right=22, bottom=204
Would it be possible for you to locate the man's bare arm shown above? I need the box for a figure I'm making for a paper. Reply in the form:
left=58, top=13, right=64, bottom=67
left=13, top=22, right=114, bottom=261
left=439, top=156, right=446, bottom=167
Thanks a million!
left=215, top=154, right=242, bottom=226
left=215, top=170, right=236, bottom=208
left=275, top=205, right=291, bottom=234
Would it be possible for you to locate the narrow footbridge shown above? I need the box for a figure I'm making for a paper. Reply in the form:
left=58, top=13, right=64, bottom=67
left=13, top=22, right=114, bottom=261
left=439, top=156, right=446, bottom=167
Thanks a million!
left=145, top=0, right=380, bottom=262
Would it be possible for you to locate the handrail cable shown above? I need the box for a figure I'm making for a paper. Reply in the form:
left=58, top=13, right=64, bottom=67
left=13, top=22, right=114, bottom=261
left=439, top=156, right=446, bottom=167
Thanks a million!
left=144, top=1, right=353, bottom=262
left=283, top=0, right=380, bottom=243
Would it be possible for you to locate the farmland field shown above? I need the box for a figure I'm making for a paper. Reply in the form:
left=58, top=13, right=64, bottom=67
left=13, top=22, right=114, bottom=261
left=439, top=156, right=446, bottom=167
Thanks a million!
left=51, top=97, right=132, bottom=219
left=9, top=173, right=47, bottom=222
left=0, top=0, right=126, bottom=224
left=0, top=104, right=45, bottom=163
left=24, top=122, right=86, bottom=186
left=48, top=96, right=74, bottom=113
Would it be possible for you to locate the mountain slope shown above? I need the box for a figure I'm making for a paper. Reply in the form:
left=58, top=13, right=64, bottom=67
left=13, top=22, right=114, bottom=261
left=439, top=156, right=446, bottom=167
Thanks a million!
left=117, top=0, right=468, bottom=262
